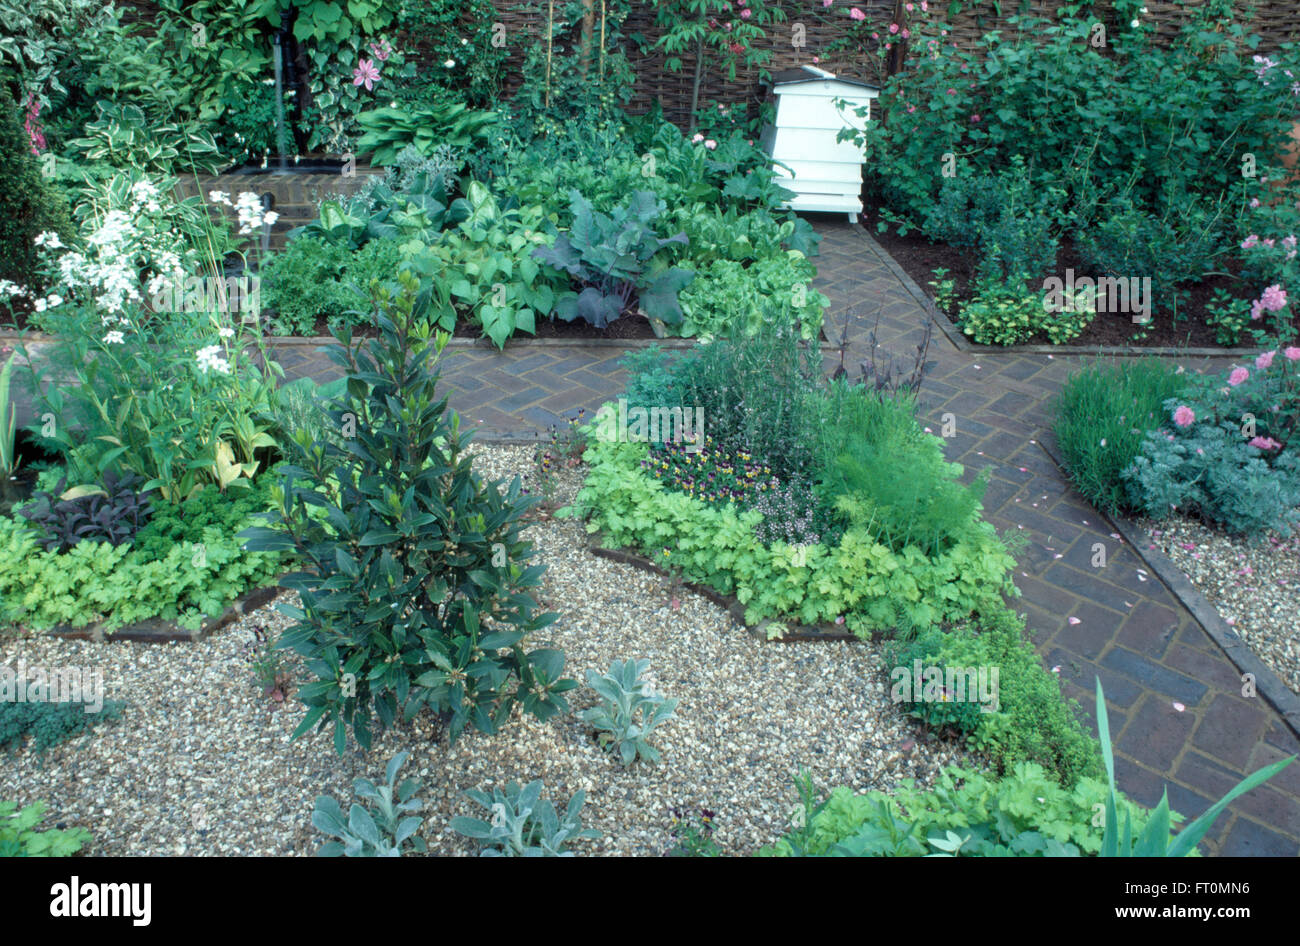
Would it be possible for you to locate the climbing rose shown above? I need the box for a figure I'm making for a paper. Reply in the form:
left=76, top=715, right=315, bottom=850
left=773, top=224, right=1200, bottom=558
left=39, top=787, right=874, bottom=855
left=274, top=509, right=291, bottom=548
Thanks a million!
left=1228, top=367, right=1250, bottom=387
left=741, top=8, right=751, bottom=18
left=1173, top=406, right=1195, bottom=428
left=887, top=20, right=898, bottom=31
left=1261, top=284, right=1288, bottom=311
left=1257, top=349, right=1276, bottom=369
left=852, top=8, right=866, bottom=21
left=1286, top=347, right=1300, bottom=361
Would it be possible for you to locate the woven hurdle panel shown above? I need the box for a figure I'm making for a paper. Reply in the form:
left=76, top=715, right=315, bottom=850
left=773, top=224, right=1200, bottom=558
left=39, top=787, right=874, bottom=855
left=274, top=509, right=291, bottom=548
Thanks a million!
left=110, top=1, right=1300, bottom=129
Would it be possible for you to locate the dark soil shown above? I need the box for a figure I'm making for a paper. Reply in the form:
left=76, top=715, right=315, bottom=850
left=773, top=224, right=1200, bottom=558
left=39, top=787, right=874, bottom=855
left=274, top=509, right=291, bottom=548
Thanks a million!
left=287, top=311, right=659, bottom=341
left=861, top=206, right=1298, bottom=348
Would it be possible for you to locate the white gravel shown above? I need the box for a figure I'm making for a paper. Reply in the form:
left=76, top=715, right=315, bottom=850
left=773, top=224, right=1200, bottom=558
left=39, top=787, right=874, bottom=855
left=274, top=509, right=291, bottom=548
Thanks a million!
left=1140, top=515, right=1300, bottom=697
left=0, top=445, right=970, bottom=856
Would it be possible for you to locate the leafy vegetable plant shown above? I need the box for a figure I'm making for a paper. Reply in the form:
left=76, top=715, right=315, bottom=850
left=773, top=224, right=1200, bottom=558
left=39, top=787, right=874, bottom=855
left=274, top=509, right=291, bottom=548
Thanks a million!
left=534, top=189, right=694, bottom=329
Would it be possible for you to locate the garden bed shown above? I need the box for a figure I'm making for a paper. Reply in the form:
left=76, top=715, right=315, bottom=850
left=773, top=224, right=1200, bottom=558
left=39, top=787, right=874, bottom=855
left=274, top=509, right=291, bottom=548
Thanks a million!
left=0, top=446, right=970, bottom=856
left=863, top=207, right=1291, bottom=351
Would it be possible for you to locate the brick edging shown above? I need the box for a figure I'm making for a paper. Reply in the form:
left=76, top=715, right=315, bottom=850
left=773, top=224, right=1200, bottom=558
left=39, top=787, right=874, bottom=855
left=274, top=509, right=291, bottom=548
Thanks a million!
left=849, top=224, right=1264, bottom=360
left=1036, top=435, right=1300, bottom=739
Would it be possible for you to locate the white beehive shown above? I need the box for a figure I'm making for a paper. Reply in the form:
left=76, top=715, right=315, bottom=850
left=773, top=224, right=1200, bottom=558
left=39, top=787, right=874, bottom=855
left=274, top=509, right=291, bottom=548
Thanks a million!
left=761, top=66, right=879, bottom=220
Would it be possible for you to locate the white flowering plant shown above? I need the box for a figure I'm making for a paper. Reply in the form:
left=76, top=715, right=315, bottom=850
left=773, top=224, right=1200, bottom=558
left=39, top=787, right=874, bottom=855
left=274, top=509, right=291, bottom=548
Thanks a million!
left=14, top=171, right=281, bottom=500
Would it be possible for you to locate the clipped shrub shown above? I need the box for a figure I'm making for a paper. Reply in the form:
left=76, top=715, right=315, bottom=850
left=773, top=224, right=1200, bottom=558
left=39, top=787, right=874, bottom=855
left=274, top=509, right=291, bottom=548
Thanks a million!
left=240, top=269, right=576, bottom=753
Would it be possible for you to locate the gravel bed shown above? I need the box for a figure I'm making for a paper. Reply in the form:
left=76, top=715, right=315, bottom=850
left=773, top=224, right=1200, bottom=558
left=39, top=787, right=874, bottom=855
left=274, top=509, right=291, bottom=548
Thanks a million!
left=1139, top=515, right=1300, bottom=697
left=0, top=445, right=972, bottom=856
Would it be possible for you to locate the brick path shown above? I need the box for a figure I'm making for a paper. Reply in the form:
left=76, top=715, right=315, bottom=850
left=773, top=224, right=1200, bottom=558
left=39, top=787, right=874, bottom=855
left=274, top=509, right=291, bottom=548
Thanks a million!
left=290, top=219, right=1291, bottom=856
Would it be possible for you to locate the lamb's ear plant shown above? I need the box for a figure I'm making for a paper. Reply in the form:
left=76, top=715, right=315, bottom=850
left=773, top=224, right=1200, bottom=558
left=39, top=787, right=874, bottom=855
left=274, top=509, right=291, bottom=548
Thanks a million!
left=450, top=779, right=599, bottom=856
left=312, top=750, right=426, bottom=857
left=580, top=658, right=679, bottom=766
left=1094, top=678, right=1294, bottom=857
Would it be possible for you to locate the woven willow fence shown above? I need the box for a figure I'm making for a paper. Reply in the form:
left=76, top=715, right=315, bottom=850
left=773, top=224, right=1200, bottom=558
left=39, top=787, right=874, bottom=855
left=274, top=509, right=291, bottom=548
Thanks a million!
left=118, top=1, right=1300, bottom=126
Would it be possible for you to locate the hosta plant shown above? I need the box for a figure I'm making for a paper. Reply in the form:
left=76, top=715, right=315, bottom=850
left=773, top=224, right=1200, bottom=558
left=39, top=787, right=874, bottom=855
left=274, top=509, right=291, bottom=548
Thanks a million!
left=580, top=658, right=679, bottom=766
left=312, top=750, right=426, bottom=857
left=534, top=189, right=693, bottom=329
left=239, top=268, right=576, bottom=753
left=450, top=779, right=599, bottom=856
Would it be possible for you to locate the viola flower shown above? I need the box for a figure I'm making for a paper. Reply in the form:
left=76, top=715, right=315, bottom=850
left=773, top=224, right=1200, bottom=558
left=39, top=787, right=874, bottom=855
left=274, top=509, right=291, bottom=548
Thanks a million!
left=1173, top=405, right=1195, bottom=427
left=352, top=59, right=380, bottom=90
left=1256, top=349, right=1276, bottom=370
left=1228, top=367, right=1250, bottom=387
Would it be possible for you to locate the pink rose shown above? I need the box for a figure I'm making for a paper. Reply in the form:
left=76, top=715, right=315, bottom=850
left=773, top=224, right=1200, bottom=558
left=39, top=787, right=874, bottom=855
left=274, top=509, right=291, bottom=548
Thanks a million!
left=741, top=8, right=751, bottom=18
left=704, top=139, right=717, bottom=150
left=851, top=8, right=866, bottom=21
left=902, top=28, right=910, bottom=38
left=1242, top=235, right=1259, bottom=250
left=1248, top=436, right=1282, bottom=450
left=1257, top=349, right=1276, bottom=369
left=1261, top=284, right=1288, bottom=312
left=1228, top=367, right=1250, bottom=387
left=1173, top=405, right=1195, bottom=428
left=1286, top=346, right=1300, bottom=361
left=888, top=21, right=898, bottom=32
